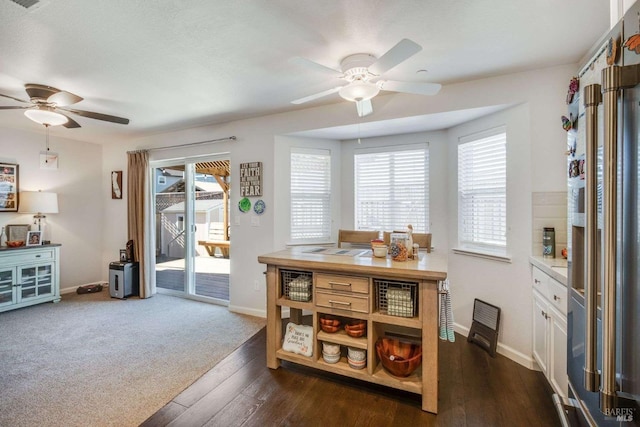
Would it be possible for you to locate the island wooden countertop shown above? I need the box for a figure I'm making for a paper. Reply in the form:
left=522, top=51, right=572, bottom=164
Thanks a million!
left=258, top=247, right=447, bottom=282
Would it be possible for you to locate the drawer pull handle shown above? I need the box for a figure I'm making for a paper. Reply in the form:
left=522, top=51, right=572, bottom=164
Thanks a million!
left=328, top=281, right=352, bottom=288
left=534, top=279, right=541, bottom=284
left=553, top=295, right=560, bottom=301
left=329, top=300, right=351, bottom=307
left=35, top=255, right=41, bottom=258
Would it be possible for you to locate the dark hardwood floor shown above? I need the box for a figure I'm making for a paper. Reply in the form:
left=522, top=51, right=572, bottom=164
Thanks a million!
left=141, top=328, right=560, bottom=427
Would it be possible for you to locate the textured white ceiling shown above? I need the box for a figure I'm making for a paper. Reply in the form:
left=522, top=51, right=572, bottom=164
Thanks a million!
left=0, top=0, right=609, bottom=143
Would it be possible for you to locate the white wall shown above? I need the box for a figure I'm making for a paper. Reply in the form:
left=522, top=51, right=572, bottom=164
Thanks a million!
left=447, top=104, right=535, bottom=366
left=0, top=127, right=104, bottom=291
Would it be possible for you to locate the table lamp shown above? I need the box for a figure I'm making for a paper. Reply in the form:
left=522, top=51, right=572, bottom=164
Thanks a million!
left=18, top=191, right=59, bottom=242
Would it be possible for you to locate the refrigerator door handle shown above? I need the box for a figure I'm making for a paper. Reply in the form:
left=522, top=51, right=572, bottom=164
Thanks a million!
left=582, top=83, right=601, bottom=393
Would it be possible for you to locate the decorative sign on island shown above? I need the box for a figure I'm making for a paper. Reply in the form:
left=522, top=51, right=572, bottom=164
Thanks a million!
left=240, top=161, right=262, bottom=197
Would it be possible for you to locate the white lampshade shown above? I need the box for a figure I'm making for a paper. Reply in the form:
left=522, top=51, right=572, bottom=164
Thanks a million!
left=24, top=107, right=68, bottom=126
left=339, top=81, right=380, bottom=102
left=18, top=191, right=59, bottom=214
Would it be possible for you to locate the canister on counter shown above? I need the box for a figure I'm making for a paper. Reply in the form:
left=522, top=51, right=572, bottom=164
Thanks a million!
left=543, top=227, right=555, bottom=258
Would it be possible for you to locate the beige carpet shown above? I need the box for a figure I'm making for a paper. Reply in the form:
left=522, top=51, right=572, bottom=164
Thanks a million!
left=0, top=290, right=265, bottom=427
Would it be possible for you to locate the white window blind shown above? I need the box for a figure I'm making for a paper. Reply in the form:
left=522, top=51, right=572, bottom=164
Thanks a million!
left=354, top=145, right=429, bottom=233
left=458, top=128, right=507, bottom=251
left=290, top=148, right=331, bottom=242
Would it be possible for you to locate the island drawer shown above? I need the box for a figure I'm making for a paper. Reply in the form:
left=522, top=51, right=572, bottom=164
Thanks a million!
left=315, top=273, right=369, bottom=294
left=315, top=290, right=369, bottom=313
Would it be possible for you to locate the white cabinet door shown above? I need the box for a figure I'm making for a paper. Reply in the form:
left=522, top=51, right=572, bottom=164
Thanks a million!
left=549, top=304, right=568, bottom=397
left=532, top=290, right=549, bottom=374
left=17, top=262, right=54, bottom=303
left=0, top=267, right=15, bottom=308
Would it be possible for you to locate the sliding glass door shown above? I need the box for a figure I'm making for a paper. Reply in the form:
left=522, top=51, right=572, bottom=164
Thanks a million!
left=152, top=155, right=230, bottom=304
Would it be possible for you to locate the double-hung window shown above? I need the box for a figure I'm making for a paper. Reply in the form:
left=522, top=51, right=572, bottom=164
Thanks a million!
left=290, top=148, right=332, bottom=243
left=354, top=144, right=429, bottom=233
left=457, top=127, right=507, bottom=256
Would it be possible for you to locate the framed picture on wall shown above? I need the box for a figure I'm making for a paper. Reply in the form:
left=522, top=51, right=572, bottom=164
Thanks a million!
left=111, top=171, right=123, bottom=199
left=0, top=163, right=18, bottom=212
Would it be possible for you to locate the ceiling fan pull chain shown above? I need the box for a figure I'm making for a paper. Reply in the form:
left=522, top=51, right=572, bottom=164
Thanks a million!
left=45, top=124, right=50, bottom=162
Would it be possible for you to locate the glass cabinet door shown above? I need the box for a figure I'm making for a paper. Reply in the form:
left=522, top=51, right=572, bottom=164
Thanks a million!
left=0, top=267, right=15, bottom=307
left=18, top=263, right=53, bottom=302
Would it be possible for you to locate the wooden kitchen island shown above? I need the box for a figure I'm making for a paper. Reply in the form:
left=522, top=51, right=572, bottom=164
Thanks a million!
left=258, top=247, right=447, bottom=413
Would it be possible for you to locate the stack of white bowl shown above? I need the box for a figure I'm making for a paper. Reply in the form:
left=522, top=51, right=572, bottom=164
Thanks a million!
left=347, top=347, right=366, bottom=369
left=322, top=342, right=340, bottom=364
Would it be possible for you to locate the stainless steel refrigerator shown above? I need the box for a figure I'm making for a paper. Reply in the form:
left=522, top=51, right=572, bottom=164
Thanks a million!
left=556, top=3, right=640, bottom=425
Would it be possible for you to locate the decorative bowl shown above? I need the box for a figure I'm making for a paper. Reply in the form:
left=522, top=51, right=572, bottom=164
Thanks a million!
left=347, top=357, right=366, bottom=370
left=320, top=324, right=340, bottom=333
left=319, top=315, right=341, bottom=327
left=322, top=351, right=340, bottom=364
left=322, top=342, right=340, bottom=355
left=344, top=319, right=366, bottom=337
left=6, top=240, right=24, bottom=247
left=373, top=245, right=388, bottom=258
left=375, top=338, right=422, bottom=377
left=347, top=346, right=366, bottom=362
left=370, top=239, right=385, bottom=250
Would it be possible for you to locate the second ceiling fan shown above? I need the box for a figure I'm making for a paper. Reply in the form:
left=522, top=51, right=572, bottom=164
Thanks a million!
left=291, top=38, right=441, bottom=117
left=0, top=83, right=129, bottom=128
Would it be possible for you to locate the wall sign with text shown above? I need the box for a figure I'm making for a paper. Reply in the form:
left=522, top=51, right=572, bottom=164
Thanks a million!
left=240, top=162, right=262, bottom=197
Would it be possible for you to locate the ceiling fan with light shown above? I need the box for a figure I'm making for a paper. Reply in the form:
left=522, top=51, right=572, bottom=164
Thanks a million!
left=290, top=38, right=441, bottom=117
left=0, top=83, right=129, bottom=128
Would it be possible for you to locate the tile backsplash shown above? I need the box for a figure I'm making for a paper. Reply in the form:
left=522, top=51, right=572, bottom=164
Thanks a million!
left=532, top=192, right=567, bottom=257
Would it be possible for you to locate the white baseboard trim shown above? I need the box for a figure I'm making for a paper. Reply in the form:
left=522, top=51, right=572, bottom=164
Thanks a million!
left=228, top=305, right=266, bottom=318
left=454, top=323, right=536, bottom=370
left=60, top=282, right=108, bottom=296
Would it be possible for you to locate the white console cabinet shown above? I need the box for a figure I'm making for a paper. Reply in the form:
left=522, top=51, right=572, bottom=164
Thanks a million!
left=0, top=245, right=60, bottom=312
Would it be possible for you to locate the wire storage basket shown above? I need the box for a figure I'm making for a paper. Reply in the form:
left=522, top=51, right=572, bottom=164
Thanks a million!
left=280, top=269, right=313, bottom=302
left=375, top=279, right=418, bottom=317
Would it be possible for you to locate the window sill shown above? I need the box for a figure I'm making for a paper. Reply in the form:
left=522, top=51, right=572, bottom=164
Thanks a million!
left=452, top=247, right=512, bottom=263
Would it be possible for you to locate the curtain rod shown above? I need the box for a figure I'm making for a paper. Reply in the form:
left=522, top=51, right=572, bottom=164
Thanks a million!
left=128, top=136, right=236, bottom=154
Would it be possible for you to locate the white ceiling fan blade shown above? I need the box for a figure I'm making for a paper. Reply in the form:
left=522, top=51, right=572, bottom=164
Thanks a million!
left=368, top=39, right=422, bottom=76
left=378, top=80, right=441, bottom=96
left=291, top=86, right=343, bottom=104
left=47, top=90, right=83, bottom=106
left=356, top=99, right=373, bottom=117
left=289, top=56, right=343, bottom=77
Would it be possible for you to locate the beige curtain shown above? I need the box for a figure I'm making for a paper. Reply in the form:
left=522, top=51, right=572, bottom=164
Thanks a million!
left=127, top=150, right=155, bottom=298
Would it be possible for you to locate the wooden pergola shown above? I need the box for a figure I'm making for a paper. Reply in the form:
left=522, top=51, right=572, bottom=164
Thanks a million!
left=195, top=160, right=230, bottom=241
left=168, top=160, right=231, bottom=241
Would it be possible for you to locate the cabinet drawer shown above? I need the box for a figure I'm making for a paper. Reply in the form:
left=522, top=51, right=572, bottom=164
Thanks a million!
left=548, top=277, right=567, bottom=316
left=0, top=249, right=54, bottom=266
left=532, top=267, right=549, bottom=299
left=315, top=290, right=370, bottom=313
left=315, top=273, right=369, bottom=294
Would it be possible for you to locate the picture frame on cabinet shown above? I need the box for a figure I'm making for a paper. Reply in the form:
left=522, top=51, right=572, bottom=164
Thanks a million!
left=26, top=231, right=42, bottom=246
left=6, top=224, right=29, bottom=243
left=0, top=163, right=18, bottom=212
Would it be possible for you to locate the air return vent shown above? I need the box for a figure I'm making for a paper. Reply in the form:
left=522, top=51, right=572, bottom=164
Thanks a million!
left=9, top=0, right=40, bottom=8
